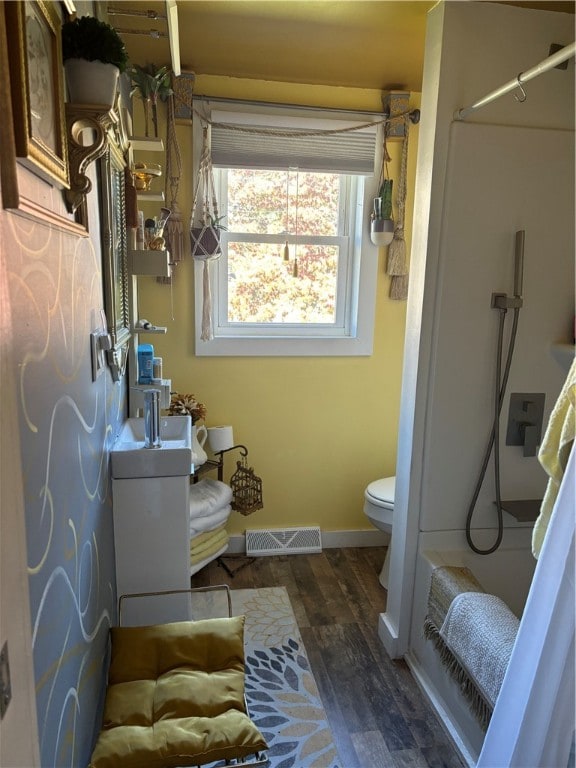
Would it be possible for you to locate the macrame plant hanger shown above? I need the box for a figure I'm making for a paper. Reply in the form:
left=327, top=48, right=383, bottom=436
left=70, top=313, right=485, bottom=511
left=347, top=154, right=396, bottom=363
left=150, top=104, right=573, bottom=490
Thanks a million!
left=282, top=168, right=300, bottom=277
left=190, top=125, right=221, bottom=340
left=386, top=114, right=410, bottom=300
left=160, top=89, right=184, bottom=293
left=292, top=171, right=299, bottom=278
left=283, top=169, right=290, bottom=262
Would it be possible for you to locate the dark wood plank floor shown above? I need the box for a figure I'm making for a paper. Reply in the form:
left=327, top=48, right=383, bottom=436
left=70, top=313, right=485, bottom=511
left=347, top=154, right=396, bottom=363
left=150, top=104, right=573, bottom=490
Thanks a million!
left=191, top=547, right=465, bottom=768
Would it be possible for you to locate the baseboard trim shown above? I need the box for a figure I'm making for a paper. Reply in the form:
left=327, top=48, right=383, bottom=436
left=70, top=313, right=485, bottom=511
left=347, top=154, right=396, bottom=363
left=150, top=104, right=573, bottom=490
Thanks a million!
left=378, top=611, right=400, bottom=658
left=227, top=528, right=389, bottom=554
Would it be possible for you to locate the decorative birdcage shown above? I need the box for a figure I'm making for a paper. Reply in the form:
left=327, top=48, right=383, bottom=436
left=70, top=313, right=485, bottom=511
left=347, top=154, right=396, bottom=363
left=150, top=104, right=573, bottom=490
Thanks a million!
left=230, top=454, right=263, bottom=516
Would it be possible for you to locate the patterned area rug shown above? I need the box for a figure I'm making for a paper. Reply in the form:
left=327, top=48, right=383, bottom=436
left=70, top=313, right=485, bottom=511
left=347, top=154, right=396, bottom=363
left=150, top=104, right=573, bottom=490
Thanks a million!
left=231, top=587, right=341, bottom=768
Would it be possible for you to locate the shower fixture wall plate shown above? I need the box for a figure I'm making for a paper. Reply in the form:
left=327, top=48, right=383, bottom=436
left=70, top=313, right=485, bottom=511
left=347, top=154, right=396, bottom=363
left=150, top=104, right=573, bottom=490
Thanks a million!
left=491, top=292, right=523, bottom=310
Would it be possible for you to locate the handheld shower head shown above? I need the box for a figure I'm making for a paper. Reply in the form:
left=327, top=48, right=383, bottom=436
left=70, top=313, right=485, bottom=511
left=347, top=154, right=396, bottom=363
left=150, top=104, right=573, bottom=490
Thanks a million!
left=491, top=230, right=525, bottom=310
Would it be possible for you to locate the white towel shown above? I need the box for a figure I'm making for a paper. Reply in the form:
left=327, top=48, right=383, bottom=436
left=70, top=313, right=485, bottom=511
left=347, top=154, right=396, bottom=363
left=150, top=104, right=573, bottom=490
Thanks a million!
left=440, top=592, right=519, bottom=707
left=190, top=504, right=232, bottom=536
left=189, top=478, right=233, bottom=518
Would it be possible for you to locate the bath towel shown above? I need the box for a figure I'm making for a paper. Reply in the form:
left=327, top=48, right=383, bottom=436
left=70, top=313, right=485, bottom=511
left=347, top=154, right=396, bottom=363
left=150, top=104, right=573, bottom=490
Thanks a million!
left=189, top=524, right=227, bottom=551
left=425, top=565, right=485, bottom=632
left=190, top=504, right=232, bottom=536
left=189, top=542, right=229, bottom=577
left=189, top=478, right=233, bottom=519
left=190, top=526, right=229, bottom=557
left=440, top=592, right=519, bottom=709
left=532, top=357, right=576, bottom=558
left=424, top=566, right=492, bottom=727
left=190, top=529, right=229, bottom=564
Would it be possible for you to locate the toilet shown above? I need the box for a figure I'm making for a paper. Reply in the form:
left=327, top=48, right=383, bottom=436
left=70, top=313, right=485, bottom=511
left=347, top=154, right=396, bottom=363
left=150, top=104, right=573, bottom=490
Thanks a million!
left=364, top=476, right=395, bottom=589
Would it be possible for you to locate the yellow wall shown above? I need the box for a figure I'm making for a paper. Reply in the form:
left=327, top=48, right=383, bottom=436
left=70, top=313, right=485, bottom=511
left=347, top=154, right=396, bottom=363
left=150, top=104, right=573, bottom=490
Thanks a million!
left=138, top=75, right=419, bottom=535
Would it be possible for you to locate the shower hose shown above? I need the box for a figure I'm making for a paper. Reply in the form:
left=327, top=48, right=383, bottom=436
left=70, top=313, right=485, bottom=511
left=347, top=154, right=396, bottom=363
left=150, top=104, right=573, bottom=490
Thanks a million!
left=465, top=305, right=521, bottom=555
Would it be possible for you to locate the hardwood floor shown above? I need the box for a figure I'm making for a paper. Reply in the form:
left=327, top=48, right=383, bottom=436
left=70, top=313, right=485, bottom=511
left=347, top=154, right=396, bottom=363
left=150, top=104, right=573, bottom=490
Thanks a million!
left=191, top=547, right=465, bottom=768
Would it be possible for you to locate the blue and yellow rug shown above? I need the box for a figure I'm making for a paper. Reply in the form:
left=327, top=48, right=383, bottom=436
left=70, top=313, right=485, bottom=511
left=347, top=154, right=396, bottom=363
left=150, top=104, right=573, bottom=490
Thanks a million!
left=231, top=587, right=340, bottom=768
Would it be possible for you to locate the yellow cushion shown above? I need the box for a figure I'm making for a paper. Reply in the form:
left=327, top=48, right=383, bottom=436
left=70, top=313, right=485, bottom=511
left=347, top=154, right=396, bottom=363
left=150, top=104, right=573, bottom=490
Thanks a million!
left=89, top=616, right=267, bottom=768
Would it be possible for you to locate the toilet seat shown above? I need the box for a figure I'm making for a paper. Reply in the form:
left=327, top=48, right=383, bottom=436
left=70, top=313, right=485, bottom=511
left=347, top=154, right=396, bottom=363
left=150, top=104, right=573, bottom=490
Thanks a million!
left=365, top=476, right=395, bottom=508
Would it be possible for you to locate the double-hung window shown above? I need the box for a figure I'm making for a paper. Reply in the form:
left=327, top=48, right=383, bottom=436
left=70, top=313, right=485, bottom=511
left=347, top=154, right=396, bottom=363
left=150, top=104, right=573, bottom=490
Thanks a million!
left=192, top=99, right=382, bottom=356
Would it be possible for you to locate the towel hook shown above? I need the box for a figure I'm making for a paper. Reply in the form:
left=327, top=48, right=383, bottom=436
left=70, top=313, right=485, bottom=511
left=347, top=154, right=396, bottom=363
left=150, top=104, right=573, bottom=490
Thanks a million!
left=514, top=74, right=527, bottom=103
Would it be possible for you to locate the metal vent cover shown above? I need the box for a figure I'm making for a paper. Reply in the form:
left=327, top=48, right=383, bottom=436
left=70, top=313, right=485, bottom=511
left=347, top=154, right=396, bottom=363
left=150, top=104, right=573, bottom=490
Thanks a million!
left=245, top=526, right=322, bottom=557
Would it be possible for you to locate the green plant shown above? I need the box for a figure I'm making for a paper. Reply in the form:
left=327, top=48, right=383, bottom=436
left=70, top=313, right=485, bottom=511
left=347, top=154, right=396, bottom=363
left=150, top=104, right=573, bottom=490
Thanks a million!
left=208, top=214, right=227, bottom=231
left=377, top=178, right=393, bottom=219
left=131, top=64, right=172, bottom=102
left=130, top=64, right=173, bottom=137
left=61, top=15, right=129, bottom=73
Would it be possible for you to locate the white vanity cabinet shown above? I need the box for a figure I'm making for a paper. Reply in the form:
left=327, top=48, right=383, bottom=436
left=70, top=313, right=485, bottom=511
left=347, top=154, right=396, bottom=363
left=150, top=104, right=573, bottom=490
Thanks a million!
left=112, top=474, right=191, bottom=626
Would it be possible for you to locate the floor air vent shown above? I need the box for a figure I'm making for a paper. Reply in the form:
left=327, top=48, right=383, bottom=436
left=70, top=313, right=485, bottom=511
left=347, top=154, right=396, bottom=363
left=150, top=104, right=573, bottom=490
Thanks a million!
left=246, top=526, right=322, bottom=556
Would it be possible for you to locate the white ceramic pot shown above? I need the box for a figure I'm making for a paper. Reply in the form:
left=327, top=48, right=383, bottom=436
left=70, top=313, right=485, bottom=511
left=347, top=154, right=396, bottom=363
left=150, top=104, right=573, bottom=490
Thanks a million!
left=371, top=218, right=395, bottom=247
left=64, top=59, right=119, bottom=107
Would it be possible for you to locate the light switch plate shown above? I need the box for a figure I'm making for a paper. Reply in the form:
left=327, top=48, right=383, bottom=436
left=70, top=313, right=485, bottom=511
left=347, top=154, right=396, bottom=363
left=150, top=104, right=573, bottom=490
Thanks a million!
left=90, top=331, right=105, bottom=381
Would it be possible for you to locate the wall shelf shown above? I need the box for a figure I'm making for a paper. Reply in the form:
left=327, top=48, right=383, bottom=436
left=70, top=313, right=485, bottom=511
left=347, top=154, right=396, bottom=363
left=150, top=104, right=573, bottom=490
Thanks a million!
left=192, top=445, right=248, bottom=483
left=500, top=499, right=542, bottom=523
left=129, top=249, right=171, bottom=277
left=131, top=380, right=172, bottom=410
left=127, top=133, right=169, bottom=418
left=64, top=105, right=118, bottom=213
left=137, top=191, right=165, bottom=202
left=129, top=136, right=164, bottom=151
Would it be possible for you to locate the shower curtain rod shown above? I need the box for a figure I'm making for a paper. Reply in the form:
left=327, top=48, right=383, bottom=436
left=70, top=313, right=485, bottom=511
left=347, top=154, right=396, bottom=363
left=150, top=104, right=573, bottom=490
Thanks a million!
left=455, top=41, right=575, bottom=120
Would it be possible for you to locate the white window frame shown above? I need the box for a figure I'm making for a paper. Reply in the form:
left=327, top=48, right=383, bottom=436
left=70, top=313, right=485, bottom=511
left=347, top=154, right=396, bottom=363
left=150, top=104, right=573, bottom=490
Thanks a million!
left=193, top=102, right=382, bottom=357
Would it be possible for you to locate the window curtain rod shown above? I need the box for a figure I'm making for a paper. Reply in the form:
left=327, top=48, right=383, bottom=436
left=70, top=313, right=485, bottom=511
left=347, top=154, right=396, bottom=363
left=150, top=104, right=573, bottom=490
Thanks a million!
left=194, top=94, right=421, bottom=128
left=455, top=41, right=575, bottom=120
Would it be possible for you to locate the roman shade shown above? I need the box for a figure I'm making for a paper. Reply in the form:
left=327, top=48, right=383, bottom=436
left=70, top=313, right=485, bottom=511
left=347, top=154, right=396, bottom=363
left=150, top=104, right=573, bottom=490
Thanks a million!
left=199, top=100, right=380, bottom=175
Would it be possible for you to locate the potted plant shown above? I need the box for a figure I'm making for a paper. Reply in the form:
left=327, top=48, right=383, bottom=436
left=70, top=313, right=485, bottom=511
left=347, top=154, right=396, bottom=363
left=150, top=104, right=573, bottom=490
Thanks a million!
left=190, top=214, right=227, bottom=260
left=130, top=64, right=173, bottom=137
left=370, top=178, right=395, bottom=246
left=62, top=15, right=129, bottom=107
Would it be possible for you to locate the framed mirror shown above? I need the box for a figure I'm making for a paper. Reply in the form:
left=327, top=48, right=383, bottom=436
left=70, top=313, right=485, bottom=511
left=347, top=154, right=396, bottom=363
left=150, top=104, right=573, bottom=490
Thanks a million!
left=100, top=139, right=131, bottom=381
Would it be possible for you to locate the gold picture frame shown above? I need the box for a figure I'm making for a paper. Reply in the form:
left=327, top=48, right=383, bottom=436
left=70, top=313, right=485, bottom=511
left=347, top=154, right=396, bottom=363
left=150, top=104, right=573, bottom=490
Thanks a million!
left=4, top=0, right=69, bottom=189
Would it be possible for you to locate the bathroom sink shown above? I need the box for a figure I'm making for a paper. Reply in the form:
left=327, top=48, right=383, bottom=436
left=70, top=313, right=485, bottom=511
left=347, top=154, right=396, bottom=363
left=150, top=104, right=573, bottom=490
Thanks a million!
left=111, top=416, right=192, bottom=478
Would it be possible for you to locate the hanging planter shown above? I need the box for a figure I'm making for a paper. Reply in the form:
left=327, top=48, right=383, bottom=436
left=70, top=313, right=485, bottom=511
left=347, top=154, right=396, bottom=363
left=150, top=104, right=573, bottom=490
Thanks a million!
left=371, top=178, right=394, bottom=247
left=190, top=215, right=226, bottom=260
left=190, top=128, right=226, bottom=340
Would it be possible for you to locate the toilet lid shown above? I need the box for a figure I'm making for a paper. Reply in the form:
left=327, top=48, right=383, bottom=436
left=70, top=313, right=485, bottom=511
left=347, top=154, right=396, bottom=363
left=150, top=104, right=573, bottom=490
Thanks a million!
left=366, top=476, right=395, bottom=504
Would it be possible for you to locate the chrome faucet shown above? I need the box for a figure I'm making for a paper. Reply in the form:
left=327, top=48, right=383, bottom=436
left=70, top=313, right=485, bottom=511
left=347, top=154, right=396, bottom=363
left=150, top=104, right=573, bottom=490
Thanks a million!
left=143, top=389, right=161, bottom=448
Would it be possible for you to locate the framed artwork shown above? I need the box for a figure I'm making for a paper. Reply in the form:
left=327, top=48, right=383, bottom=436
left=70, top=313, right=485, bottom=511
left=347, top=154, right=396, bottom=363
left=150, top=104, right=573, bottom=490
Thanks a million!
left=4, top=0, right=69, bottom=188
left=100, top=140, right=131, bottom=381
